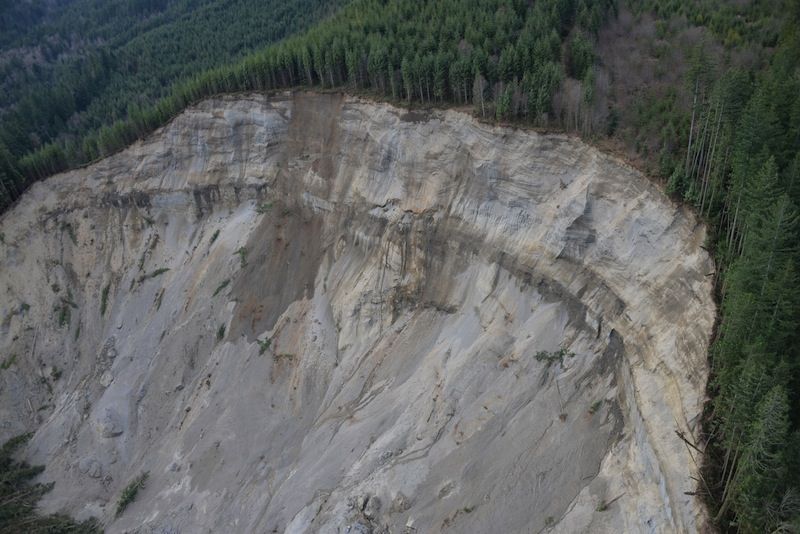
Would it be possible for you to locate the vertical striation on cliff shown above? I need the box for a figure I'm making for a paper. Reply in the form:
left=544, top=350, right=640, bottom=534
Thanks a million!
left=0, top=93, right=715, bottom=533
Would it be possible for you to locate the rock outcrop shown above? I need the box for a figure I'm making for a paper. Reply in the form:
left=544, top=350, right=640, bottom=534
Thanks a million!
left=0, top=93, right=715, bottom=532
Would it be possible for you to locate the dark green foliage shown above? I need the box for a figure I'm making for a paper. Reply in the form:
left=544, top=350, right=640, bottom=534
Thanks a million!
left=234, top=247, right=248, bottom=268
left=687, top=8, right=800, bottom=531
left=0, top=434, right=100, bottom=532
left=0, top=0, right=612, bottom=212
left=209, top=229, right=221, bottom=245
left=566, top=32, right=594, bottom=79
left=732, top=387, right=794, bottom=532
left=216, top=324, right=226, bottom=341
left=57, top=303, right=71, bottom=328
left=138, top=268, right=170, bottom=284
left=635, top=0, right=781, bottom=48
left=100, top=284, right=111, bottom=316
left=212, top=279, right=230, bottom=297
left=0, top=354, right=17, bottom=370
left=534, top=347, right=576, bottom=367
left=257, top=338, right=272, bottom=355
left=115, top=471, right=149, bottom=518
left=0, top=0, right=343, bottom=210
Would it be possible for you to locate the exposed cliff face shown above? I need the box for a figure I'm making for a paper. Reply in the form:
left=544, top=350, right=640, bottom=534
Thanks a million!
left=0, top=93, right=715, bottom=533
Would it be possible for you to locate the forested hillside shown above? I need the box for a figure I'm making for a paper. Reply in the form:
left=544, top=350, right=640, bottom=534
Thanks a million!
left=0, top=0, right=343, bottom=203
left=0, top=433, right=100, bottom=532
left=697, top=25, right=800, bottom=534
left=1, top=0, right=798, bottom=532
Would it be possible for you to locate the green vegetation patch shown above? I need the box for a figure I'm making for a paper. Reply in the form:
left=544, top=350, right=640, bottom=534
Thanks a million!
left=212, top=279, right=230, bottom=297
left=534, top=348, right=576, bottom=368
left=257, top=337, right=272, bottom=355
left=209, top=229, right=221, bottom=245
left=234, top=247, right=248, bottom=268
left=3, top=0, right=610, bottom=209
left=138, top=267, right=170, bottom=284
left=1, top=354, right=17, bottom=370
left=115, top=471, right=149, bottom=518
left=100, top=283, right=111, bottom=316
left=155, top=288, right=165, bottom=311
left=0, top=0, right=345, bottom=210
left=57, top=303, right=71, bottom=328
left=0, top=433, right=100, bottom=532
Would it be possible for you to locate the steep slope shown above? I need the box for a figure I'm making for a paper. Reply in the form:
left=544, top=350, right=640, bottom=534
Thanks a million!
left=0, top=93, right=715, bottom=533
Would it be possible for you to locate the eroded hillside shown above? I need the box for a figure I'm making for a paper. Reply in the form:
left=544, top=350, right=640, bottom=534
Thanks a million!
left=0, top=93, right=715, bottom=533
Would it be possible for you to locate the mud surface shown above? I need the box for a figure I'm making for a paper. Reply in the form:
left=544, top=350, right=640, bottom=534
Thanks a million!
left=0, top=93, right=715, bottom=533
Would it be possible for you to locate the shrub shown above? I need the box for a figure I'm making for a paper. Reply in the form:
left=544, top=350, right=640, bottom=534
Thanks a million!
left=58, top=303, right=70, bottom=327
left=534, top=348, right=576, bottom=367
left=0, top=434, right=100, bottom=531
left=138, top=268, right=170, bottom=283
left=100, top=283, right=110, bottom=315
left=234, top=247, right=247, bottom=267
left=0, top=354, right=17, bottom=370
left=257, top=338, right=271, bottom=355
left=115, top=472, right=149, bottom=518
left=212, top=279, right=230, bottom=297
left=209, top=229, right=220, bottom=245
